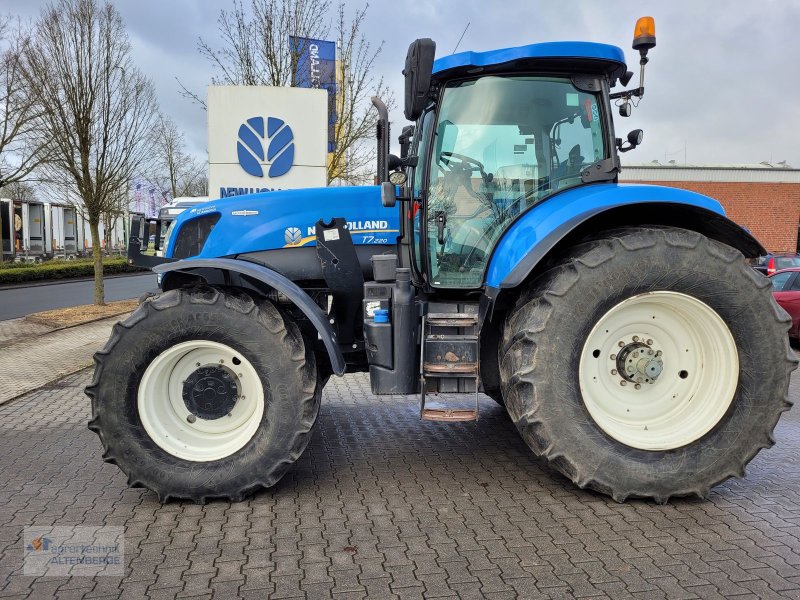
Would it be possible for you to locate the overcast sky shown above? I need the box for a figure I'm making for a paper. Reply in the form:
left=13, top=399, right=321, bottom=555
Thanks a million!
left=6, top=0, right=799, bottom=169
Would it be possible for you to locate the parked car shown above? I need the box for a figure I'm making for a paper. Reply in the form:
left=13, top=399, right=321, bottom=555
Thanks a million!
left=751, top=253, right=800, bottom=276
left=770, top=267, right=800, bottom=339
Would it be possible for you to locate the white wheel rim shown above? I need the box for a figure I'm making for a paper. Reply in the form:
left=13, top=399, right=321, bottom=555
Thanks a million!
left=138, top=340, right=265, bottom=462
left=579, top=291, right=738, bottom=451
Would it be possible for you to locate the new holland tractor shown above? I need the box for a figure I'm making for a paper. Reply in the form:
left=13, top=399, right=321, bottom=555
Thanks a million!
left=87, top=18, right=796, bottom=503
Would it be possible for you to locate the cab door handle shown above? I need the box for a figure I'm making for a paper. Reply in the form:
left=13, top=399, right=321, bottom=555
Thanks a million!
left=436, top=212, right=446, bottom=245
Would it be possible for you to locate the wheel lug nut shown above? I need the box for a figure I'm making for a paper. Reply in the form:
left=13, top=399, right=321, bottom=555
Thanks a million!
left=611, top=369, right=618, bottom=375
left=632, top=336, right=639, bottom=342
left=610, top=354, right=616, bottom=360
left=656, top=351, right=662, bottom=357
left=618, top=341, right=625, bottom=347
left=620, top=381, right=627, bottom=386
left=635, top=383, right=641, bottom=390
left=646, top=339, right=653, bottom=345
left=187, top=414, right=197, bottom=423
left=219, top=359, right=224, bottom=364
left=196, top=362, right=201, bottom=367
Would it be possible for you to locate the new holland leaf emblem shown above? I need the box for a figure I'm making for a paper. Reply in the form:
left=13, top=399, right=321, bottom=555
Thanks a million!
left=284, top=227, right=302, bottom=245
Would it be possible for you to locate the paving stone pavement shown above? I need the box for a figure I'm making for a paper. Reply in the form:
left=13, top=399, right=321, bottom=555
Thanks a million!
left=0, top=317, right=121, bottom=404
left=0, top=368, right=798, bottom=599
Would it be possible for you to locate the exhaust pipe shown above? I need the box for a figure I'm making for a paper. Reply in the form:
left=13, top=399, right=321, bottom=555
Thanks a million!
left=371, top=96, right=389, bottom=183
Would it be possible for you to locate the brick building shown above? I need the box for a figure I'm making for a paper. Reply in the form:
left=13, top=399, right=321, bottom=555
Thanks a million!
left=620, top=163, right=800, bottom=253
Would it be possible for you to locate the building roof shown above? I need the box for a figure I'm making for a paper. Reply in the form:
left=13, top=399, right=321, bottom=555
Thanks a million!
left=621, top=162, right=800, bottom=183
left=432, top=42, right=626, bottom=77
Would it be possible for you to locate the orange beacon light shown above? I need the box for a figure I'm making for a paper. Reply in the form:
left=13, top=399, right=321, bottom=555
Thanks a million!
left=633, top=17, right=656, bottom=53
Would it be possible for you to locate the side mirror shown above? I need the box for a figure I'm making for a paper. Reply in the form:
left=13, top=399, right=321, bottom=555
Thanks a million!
left=403, top=39, right=436, bottom=121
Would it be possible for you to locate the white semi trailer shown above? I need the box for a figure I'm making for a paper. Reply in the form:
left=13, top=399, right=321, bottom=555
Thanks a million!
left=1, top=198, right=128, bottom=262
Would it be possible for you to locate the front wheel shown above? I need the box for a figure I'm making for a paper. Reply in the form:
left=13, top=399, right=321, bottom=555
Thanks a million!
left=500, top=227, right=796, bottom=502
left=86, top=286, right=320, bottom=502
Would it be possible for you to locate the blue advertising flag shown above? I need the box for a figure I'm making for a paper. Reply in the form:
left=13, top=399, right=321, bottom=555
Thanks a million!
left=290, top=36, right=337, bottom=153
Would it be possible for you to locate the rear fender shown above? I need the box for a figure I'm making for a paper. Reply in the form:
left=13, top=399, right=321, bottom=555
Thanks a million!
left=486, top=184, right=765, bottom=291
left=153, top=258, right=346, bottom=375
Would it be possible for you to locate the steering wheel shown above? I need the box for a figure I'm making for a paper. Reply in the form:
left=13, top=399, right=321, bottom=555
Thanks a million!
left=440, top=151, right=493, bottom=183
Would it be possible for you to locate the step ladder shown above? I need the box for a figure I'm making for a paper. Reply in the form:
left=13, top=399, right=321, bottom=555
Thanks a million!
left=420, top=312, right=480, bottom=422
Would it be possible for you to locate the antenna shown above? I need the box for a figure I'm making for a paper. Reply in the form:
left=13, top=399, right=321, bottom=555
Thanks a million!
left=452, top=22, right=470, bottom=54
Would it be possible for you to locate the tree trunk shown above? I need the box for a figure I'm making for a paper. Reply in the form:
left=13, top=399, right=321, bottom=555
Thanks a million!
left=89, top=218, right=105, bottom=305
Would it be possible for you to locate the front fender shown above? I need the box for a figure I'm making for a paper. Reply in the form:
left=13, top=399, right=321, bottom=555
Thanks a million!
left=486, top=183, right=765, bottom=289
left=153, top=258, right=346, bottom=376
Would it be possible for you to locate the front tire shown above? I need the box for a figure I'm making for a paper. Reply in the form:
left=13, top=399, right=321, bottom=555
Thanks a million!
left=500, top=227, right=796, bottom=502
left=86, top=286, right=320, bottom=502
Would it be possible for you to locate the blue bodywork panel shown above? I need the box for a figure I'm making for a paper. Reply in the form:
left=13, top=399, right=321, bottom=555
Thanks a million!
left=166, top=185, right=399, bottom=259
left=485, top=183, right=728, bottom=288
left=432, top=41, right=627, bottom=77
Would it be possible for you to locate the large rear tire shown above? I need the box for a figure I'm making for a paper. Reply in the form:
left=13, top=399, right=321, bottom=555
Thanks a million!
left=86, top=286, right=320, bottom=502
left=500, top=227, right=796, bottom=502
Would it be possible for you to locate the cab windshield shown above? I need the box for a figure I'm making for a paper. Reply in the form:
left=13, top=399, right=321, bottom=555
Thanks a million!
left=425, top=75, right=606, bottom=288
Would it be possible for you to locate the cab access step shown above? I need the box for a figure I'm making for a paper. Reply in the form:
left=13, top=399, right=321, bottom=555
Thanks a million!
left=420, top=309, right=480, bottom=422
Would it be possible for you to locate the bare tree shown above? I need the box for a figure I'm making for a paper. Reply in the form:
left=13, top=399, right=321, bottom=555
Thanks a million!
left=151, top=113, right=208, bottom=199
left=1, top=180, right=38, bottom=202
left=0, top=16, right=50, bottom=244
left=22, top=0, right=158, bottom=304
left=327, top=4, right=390, bottom=183
left=183, top=0, right=389, bottom=184
left=0, top=16, right=48, bottom=190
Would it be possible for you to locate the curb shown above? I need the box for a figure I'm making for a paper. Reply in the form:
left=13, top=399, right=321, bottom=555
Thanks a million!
left=25, top=309, right=135, bottom=331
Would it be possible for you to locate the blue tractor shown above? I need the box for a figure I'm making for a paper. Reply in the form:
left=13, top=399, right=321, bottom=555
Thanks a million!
left=88, top=18, right=796, bottom=503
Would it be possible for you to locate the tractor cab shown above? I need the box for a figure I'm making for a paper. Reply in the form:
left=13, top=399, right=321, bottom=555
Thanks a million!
left=359, top=20, right=659, bottom=417
left=377, top=24, right=655, bottom=291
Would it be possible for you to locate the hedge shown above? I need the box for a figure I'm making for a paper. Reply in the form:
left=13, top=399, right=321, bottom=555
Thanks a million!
left=0, top=257, right=97, bottom=270
left=0, top=256, right=147, bottom=284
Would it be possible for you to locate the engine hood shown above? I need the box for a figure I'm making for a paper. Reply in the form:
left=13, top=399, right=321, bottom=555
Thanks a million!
left=166, top=185, right=399, bottom=258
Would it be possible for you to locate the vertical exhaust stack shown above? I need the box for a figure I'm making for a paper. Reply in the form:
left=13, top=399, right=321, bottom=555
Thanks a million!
left=371, top=96, right=390, bottom=184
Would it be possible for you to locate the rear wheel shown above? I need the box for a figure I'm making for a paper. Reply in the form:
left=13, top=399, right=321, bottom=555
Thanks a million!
left=87, top=286, right=320, bottom=502
left=500, top=227, right=796, bottom=502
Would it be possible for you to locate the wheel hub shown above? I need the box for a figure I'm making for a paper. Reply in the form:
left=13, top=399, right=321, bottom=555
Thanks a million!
left=579, top=291, right=739, bottom=451
left=182, top=366, right=239, bottom=420
left=615, top=340, right=663, bottom=385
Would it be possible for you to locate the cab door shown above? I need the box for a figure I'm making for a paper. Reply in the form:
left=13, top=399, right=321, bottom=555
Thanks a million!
left=409, top=108, right=435, bottom=282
